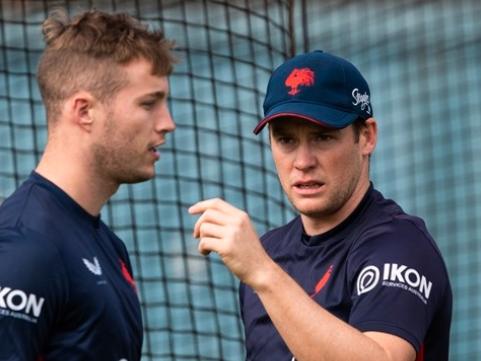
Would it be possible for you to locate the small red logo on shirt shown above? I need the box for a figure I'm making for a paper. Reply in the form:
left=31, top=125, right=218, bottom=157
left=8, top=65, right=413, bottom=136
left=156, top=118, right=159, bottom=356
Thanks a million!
left=310, top=264, right=334, bottom=297
left=285, top=67, right=315, bottom=95
left=415, top=343, right=425, bottom=361
left=120, top=260, right=137, bottom=291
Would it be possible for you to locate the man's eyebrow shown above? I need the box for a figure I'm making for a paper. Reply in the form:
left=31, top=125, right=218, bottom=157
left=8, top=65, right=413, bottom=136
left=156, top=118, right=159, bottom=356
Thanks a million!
left=270, top=126, right=290, bottom=135
left=271, top=124, right=334, bottom=133
left=136, top=91, right=167, bottom=102
left=313, top=128, right=338, bottom=134
left=144, top=91, right=166, bottom=99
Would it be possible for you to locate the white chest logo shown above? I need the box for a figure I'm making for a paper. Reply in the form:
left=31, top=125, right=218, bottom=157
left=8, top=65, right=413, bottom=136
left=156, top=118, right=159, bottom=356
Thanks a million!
left=82, top=257, right=102, bottom=276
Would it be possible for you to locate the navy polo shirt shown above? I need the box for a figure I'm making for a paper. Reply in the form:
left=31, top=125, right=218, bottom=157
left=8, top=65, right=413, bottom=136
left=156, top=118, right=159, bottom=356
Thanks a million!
left=0, top=172, right=142, bottom=361
left=239, top=185, right=452, bottom=361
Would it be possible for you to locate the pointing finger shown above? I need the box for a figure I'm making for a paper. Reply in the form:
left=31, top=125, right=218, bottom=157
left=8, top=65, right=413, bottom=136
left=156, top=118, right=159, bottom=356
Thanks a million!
left=188, top=198, right=238, bottom=215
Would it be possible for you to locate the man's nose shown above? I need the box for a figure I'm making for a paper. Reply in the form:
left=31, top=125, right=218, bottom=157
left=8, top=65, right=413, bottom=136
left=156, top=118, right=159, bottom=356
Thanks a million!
left=293, top=142, right=317, bottom=170
left=156, top=105, right=176, bottom=133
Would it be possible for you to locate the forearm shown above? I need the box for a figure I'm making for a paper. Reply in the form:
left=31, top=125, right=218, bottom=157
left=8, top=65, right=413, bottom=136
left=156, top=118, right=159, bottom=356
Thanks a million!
left=254, top=261, right=393, bottom=361
left=189, top=199, right=416, bottom=361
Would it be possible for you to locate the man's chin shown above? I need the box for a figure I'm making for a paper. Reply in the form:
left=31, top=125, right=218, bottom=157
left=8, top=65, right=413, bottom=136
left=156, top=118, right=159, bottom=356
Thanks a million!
left=292, top=199, right=338, bottom=219
left=117, top=170, right=155, bottom=185
left=293, top=206, right=322, bottom=218
left=297, top=208, right=326, bottom=219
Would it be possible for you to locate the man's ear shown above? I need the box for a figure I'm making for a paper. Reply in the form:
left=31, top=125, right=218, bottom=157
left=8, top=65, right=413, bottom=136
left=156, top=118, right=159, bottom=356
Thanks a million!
left=361, top=117, right=377, bottom=156
left=67, top=91, right=97, bottom=132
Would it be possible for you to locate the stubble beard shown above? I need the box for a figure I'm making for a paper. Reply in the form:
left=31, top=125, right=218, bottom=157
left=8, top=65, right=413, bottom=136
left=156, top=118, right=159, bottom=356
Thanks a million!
left=92, top=115, right=153, bottom=186
left=93, top=142, right=152, bottom=185
left=289, top=175, right=360, bottom=221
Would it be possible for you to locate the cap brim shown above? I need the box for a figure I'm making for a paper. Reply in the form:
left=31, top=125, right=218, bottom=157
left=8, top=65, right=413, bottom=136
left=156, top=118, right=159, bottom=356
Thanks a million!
left=253, top=102, right=359, bottom=134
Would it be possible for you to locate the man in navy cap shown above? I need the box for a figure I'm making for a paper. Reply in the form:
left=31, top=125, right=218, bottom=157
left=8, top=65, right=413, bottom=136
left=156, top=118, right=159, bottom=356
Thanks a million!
left=190, top=51, right=452, bottom=361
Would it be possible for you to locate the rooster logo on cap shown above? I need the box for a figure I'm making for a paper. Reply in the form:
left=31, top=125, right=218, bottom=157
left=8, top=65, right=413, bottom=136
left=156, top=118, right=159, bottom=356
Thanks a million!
left=285, top=67, right=315, bottom=95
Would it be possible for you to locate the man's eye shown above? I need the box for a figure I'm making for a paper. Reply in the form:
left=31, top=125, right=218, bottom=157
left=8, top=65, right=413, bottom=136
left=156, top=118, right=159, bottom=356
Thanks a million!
left=141, top=101, right=156, bottom=109
left=277, top=136, right=293, bottom=144
left=316, top=134, right=333, bottom=141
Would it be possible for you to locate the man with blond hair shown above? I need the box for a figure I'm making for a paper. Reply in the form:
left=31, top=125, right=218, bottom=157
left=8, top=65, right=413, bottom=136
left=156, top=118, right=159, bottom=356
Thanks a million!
left=0, top=9, right=176, bottom=360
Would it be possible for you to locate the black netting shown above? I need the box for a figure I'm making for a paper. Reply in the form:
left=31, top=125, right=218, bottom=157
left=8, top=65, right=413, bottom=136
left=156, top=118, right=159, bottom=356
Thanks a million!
left=2, top=1, right=481, bottom=360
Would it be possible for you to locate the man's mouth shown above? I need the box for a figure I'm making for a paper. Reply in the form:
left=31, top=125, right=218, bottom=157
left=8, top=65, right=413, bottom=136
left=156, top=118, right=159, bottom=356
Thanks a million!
left=149, top=145, right=162, bottom=160
left=149, top=141, right=165, bottom=153
left=294, top=181, right=323, bottom=189
left=292, top=181, right=326, bottom=196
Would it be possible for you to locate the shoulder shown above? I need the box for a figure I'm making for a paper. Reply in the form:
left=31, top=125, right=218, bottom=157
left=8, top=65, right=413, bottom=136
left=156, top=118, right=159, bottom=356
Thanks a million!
left=353, top=190, right=445, bottom=264
left=0, top=176, right=70, bottom=285
left=0, top=188, right=73, bottom=279
left=348, top=191, right=451, bottom=299
left=0, top=177, right=36, bottom=228
left=0, top=177, right=66, bottom=236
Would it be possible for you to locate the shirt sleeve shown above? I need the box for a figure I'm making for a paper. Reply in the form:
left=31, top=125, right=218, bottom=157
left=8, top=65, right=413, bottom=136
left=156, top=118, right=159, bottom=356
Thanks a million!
left=0, top=226, right=69, bottom=360
left=346, top=216, right=450, bottom=351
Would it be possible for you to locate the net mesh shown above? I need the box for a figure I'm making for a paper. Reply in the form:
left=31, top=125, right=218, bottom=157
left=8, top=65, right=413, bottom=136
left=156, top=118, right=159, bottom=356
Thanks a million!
left=0, top=1, right=293, bottom=360
left=1, top=1, right=481, bottom=360
left=299, top=1, right=481, bottom=360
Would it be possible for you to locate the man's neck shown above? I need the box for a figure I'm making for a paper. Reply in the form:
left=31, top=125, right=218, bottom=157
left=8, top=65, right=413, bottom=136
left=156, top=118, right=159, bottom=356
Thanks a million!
left=35, top=146, right=118, bottom=216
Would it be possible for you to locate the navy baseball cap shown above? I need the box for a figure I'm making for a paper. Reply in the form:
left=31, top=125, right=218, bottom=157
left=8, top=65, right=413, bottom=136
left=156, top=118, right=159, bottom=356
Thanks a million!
left=253, top=50, right=373, bottom=134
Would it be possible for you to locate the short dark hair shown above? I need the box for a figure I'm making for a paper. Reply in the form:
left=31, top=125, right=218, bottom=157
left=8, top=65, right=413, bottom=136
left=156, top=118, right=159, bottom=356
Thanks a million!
left=352, top=117, right=368, bottom=142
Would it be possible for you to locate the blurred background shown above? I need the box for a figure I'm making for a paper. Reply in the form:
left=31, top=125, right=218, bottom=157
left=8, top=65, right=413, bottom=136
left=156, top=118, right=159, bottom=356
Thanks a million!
left=1, top=0, right=480, bottom=360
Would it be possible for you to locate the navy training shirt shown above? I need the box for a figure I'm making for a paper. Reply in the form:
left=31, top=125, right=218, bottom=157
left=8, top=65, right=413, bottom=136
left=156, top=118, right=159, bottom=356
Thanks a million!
left=0, top=172, right=142, bottom=361
left=239, top=185, right=452, bottom=361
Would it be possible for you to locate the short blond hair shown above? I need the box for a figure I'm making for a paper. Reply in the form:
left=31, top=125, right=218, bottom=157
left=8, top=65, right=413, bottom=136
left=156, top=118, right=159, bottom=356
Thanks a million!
left=37, top=9, right=176, bottom=123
